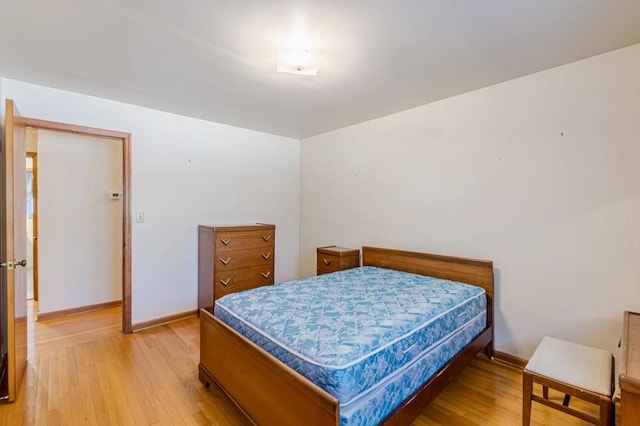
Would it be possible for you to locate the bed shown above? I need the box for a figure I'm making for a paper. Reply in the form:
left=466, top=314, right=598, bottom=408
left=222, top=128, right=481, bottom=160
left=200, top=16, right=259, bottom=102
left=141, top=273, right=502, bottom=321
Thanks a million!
left=199, top=246, right=494, bottom=425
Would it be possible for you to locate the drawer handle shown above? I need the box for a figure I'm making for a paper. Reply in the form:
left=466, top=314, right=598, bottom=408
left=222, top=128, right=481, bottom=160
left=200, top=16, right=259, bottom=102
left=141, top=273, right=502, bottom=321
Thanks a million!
left=261, top=252, right=271, bottom=260
left=261, top=271, right=271, bottom=279
left=219, top=278, right=231, bottom=286
left=262, top=235, right=271, bottom=242
left=219, top=257, right=231, bottom=265
left=221, top=238, right=231, bottom=246
left=323, top=258, right=332, bottom=266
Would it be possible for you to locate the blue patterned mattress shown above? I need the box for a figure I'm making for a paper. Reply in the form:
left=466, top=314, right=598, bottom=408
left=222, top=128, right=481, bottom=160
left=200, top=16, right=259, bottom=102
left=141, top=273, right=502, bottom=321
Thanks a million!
left=214, top=266, right=487, bottom=425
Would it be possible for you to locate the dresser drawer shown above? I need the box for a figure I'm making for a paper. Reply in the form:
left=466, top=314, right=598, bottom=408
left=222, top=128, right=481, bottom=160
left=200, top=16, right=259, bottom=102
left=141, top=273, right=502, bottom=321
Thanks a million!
left=216, top=230, right=274, bottom=251
left=214, top=248, right=274, bottom=271
left=214, top=265, right=274, bottom=299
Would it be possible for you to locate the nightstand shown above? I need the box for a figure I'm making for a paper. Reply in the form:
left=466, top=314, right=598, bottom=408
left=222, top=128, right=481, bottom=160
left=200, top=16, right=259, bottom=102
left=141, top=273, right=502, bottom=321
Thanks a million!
left=316, top=246, right=360, bottom=275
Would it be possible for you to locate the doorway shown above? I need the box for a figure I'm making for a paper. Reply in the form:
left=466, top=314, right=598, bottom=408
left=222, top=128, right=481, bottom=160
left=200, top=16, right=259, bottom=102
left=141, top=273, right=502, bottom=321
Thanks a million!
left=19, top=117, right=132, bottom=333
left=26, top=128, right=125, bottom=321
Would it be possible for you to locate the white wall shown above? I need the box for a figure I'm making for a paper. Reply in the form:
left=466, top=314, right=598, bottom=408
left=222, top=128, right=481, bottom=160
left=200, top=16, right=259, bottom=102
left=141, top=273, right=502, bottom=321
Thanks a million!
left=38, top=130, right=123, bottom=314
left=1, top=79, right=300, bottom=324
left=300, top=43, right=640, bottom=359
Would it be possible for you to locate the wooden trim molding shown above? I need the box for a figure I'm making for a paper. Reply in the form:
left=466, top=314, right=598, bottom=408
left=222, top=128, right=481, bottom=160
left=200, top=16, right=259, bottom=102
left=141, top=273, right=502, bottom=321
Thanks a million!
left=493, top=350, right=528, bottom=369
left=19, top=117, right=133, bottom=333
left=37, top=300, right=122, bottom=321
left=17, top=117, right=129, bottom=140
left=26, top=152, right=39, bottom=301
left=131, top=310, right=198, bottom=332
left=122, top=134, right=132, bottom=333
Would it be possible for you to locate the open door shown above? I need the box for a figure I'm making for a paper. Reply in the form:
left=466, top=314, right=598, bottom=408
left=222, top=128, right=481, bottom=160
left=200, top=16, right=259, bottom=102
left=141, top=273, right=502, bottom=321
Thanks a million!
left=1, top=99, right=28, bottom=401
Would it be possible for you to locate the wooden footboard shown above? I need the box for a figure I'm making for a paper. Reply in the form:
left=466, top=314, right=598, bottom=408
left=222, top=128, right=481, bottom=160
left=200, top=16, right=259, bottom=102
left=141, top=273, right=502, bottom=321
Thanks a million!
left=383, top=326, right=493, bottom=425
left=200, top=246, right=495, bottom=425
left=199, top=308, right=339, bottom=425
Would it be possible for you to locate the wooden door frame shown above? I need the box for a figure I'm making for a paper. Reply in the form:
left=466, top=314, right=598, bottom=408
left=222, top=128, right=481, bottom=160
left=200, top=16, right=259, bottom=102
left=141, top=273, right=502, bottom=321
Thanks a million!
left=26, top=151, right=38, bottom=301
left=17, top=117, right=133, bottom=333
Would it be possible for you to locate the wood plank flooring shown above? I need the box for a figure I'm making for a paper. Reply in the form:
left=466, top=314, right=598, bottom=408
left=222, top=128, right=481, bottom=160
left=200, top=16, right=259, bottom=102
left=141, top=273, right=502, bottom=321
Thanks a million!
left=0, top=303, right=607, bottom=425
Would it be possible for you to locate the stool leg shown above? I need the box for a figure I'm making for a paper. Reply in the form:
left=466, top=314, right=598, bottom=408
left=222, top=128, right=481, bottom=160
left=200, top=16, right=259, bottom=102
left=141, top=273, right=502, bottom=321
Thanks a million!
left=599, top=396, right=613, bottom=426
left=542, top=385, right=548, bottom=399
left=523, top=371, right=533, bottom=426
left=562, top=394, right=571, bottom=407
left=610, top=398, right=616, bottom=426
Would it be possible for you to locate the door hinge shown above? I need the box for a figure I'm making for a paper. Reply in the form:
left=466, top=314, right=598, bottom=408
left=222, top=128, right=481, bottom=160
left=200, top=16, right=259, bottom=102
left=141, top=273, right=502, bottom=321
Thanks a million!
left=0, top=260, right=14, bottom=270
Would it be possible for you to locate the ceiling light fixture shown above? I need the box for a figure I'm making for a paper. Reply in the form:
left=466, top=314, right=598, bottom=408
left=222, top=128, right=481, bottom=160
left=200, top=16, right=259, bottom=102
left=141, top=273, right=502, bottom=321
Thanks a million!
left=277, top=33, right=320, bottom=76
left=277, top=48, right=319, bottom=75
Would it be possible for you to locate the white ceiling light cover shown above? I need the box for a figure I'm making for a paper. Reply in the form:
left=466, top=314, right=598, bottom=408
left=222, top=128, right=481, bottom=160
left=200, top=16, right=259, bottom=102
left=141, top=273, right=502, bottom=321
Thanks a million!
left=277, top=47, right=320, bottom=75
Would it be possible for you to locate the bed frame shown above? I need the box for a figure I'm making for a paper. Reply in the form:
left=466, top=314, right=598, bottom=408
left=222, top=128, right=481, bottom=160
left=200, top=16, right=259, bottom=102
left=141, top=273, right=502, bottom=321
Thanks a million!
left=199, top=246, right=494, bottom=425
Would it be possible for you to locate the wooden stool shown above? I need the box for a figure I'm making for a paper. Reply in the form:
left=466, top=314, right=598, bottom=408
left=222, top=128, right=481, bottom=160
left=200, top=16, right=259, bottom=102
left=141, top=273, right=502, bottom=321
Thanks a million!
left=523, top=336, right=615, bottom=426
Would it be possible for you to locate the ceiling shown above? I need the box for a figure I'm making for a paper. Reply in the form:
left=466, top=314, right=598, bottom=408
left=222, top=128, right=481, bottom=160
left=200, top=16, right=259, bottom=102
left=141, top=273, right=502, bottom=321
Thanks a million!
left=1, top=1, right=639, bottom=139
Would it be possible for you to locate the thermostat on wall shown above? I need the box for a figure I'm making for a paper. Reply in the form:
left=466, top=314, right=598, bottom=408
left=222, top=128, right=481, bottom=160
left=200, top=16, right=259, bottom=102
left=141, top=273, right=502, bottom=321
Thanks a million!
left=108, top=191, right=122, bottom=200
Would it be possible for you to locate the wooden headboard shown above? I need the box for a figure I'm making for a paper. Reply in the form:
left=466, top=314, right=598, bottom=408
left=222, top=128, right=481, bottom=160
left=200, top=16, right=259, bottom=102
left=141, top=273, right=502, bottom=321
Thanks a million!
left=362, top=246, right=494, bottom=331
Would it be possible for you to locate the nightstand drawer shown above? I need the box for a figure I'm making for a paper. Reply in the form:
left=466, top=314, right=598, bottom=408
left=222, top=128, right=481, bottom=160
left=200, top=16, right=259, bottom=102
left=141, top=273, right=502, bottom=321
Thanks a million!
left=318, top=253, right=340, bottom=268
left=316, top=246, right=360, bottom=275
left=317, top=253, right=341, bottom=274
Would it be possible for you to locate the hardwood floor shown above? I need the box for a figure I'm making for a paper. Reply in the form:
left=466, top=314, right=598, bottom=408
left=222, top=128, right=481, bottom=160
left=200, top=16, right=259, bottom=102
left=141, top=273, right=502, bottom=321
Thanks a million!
left=0, top=304, right=606, bottom=425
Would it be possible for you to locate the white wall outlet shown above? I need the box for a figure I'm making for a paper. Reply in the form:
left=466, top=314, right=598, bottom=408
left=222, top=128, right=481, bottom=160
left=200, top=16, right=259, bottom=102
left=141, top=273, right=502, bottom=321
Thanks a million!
left=136, top=211, right=144, bottom=223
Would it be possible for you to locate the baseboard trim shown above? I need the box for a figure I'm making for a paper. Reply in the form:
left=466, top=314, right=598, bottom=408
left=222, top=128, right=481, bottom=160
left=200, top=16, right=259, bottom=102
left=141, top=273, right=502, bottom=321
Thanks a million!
left=131, top=310, right=198, bottom=332
left=494, top=350, right=528, bottom=369
left=37, top=300, right=122, bottom=321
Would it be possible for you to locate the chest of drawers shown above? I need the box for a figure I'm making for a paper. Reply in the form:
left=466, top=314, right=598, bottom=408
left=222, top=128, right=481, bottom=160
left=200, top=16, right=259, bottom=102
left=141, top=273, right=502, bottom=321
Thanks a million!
left=198, top=224, right=275, bottom=312
left=620, top=311, right=640, bottom=425
left=316, top=246, right=360, bottom=275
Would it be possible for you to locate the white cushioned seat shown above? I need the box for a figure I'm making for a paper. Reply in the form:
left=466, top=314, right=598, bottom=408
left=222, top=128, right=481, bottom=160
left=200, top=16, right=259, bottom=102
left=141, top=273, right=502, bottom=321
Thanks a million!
left=525, top=336, right=612, bottom=396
